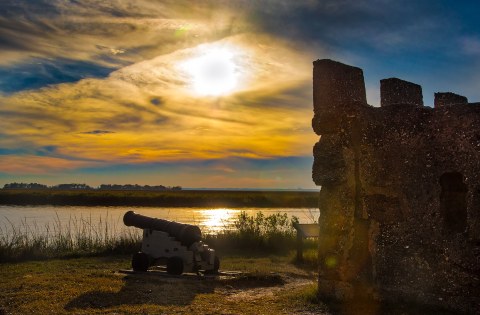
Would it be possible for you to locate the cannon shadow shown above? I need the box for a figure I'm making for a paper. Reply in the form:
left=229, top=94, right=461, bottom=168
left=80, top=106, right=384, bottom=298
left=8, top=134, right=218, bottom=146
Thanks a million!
left=64, top=273, right=214, bottom=310
left=64, top=272, right=284, bottom=311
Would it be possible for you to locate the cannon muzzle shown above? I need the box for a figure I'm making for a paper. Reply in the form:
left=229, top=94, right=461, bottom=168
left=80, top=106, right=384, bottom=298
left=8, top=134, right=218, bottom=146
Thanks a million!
left=123, top=211, right=202, bottom=246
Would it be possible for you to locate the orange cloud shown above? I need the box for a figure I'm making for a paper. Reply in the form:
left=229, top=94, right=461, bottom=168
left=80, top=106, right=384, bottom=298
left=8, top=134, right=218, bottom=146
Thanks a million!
left=0, top=33, right=318, bottom=175
left=0, top=155, right=100, bottom=175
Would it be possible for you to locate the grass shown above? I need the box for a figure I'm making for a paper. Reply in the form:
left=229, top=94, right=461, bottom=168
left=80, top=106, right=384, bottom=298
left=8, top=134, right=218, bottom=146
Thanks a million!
left=0, top=210, right=323, bottom=313
left=0, top=189, right=319, bottom=207
left=0, top=253, right=460, bottom=315
left=0, top=212, right=142, bottom=262
left=0, top=254, right=323, bottom=315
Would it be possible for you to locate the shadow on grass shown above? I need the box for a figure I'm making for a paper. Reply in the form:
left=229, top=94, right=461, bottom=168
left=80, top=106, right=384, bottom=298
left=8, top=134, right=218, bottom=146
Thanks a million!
left=64, top=274, right=212, bottom=309
left=64, top=272, right=284, bottom=311
left=0, top=245, right=140, bottom=264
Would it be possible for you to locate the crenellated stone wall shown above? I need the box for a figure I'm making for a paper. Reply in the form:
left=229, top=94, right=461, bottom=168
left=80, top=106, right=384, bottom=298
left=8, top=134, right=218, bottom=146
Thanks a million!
left=312, top=59, right=480, bottom=313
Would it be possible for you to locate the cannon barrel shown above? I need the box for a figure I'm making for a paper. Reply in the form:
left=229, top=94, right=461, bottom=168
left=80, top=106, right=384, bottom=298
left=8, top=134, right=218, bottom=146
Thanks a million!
left=123, top=211, right=202, bottom=246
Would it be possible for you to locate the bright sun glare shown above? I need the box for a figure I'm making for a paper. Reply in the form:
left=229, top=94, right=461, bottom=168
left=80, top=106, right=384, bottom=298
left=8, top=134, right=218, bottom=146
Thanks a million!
left=199, top=208, right=239, bottom=233
left=182, top=47, right=239, bottom=96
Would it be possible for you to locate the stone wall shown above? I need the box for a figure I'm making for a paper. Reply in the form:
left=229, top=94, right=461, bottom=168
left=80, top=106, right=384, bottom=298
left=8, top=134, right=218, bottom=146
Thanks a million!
left=312, top=59, right=480, bottom=313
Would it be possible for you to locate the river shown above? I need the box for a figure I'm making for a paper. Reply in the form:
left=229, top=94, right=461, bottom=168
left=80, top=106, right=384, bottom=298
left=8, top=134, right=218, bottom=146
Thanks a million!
left=0, top=205, right=319, bottom=238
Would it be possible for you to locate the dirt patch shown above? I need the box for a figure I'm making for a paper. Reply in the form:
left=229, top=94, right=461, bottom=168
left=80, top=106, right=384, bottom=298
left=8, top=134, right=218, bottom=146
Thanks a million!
left=220, top=274, right=313, bottom=301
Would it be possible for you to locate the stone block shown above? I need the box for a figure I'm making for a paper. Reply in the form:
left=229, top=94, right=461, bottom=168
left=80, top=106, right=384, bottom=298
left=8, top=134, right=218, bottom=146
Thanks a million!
left=380, top=78, right=423, bottom=107
left=313, top=59, right=367, bottom=114
left=434, top=92, right=468, bottom=108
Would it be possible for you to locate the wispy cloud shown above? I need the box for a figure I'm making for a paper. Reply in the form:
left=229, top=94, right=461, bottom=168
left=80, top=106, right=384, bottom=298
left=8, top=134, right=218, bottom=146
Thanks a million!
left=0, top=0, right=247, bottom=66
left=0, top=58, right=115, bottom=93
left=81, top=130, right=116, bottom=135
left=0, top=32, right=316, bottom=174
left=460, top=36, right=480, bottom=56
left=0, top=155, right=101, bottom=175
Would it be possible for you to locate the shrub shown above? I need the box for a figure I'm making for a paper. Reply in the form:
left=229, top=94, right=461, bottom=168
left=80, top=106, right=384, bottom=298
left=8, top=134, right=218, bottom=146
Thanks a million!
left=205, top=211, right=300, bottom=254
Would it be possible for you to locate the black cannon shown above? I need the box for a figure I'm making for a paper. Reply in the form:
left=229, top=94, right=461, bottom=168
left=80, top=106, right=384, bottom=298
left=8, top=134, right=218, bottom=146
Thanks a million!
left=123, top=211, right=219, bottom=275
left=123, top=210, right=202, bottom=246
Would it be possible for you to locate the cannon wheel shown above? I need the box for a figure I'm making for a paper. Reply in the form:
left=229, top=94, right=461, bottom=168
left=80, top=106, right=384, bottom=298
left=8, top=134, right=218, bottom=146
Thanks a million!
left=166, top=256, right=184, bottom=275
left=205, top=256, right=220, bottom=274
left=132, top=252, right=149, bottom=272
left=214, top=256, right=220, bottom=273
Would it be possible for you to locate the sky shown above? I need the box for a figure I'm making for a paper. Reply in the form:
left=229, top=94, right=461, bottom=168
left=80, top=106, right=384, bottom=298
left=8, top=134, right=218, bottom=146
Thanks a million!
left=0, top=0, right=479, bottom=189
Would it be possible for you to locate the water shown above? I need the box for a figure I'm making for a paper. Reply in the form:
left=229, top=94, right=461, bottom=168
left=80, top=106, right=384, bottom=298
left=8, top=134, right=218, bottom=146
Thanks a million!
left=0, top=205, right=319, bottom=237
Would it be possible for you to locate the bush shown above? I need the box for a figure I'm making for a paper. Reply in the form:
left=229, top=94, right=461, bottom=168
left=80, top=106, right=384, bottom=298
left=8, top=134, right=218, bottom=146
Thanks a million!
left=205, top=211, right=300, bottom=254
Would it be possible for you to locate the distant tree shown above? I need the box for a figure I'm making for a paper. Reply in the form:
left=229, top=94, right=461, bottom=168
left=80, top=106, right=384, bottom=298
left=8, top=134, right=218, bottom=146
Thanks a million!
left=3, top=182, right=20, bottom=189
left=2, top=182, right=180, bottom=190
left=96, top=184, right=179, bottom=191
left=3, top=182, right=48, bottom=189
left=52, top=183, right=93, bottom=190
left=28, top=183, right=48, bottom=189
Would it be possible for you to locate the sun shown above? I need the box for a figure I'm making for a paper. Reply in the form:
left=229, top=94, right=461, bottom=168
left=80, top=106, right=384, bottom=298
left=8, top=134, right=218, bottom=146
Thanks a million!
left=181, top=47, right=240, bottom=96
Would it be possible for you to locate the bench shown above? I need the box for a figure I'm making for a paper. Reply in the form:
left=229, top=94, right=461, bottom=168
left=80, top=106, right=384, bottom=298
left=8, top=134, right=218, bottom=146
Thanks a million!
left=293, top=223, right=319, bottom=262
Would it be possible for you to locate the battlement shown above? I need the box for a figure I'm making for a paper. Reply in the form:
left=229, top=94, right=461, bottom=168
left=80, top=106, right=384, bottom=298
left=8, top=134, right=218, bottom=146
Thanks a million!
left=312, top=59, right=474, bottom=112
left=434, top=92, right=468, bottom=108
left=380, top=77, right=423, bottom=107
left=312, top=59, right=366, bottom=113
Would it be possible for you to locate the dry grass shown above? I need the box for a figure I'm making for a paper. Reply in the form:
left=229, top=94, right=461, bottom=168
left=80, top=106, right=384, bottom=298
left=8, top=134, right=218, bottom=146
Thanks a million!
left=0, top=254, right=325, bottom=315
left=0, top=213, right=141, bottom=262
left=0, top=253, right=453, bottom=314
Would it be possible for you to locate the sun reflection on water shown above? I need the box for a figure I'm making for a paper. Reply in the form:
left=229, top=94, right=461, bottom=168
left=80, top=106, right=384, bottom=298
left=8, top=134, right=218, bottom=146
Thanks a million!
left=196, top=208, right=241, bottom=234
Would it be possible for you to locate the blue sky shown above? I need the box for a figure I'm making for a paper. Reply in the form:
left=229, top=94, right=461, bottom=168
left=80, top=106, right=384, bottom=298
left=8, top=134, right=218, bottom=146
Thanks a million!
left=0, top=0, right=479, bottom=189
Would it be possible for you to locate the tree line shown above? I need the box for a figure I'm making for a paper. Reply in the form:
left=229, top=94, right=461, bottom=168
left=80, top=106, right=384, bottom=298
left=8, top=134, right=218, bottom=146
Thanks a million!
left=2, top=182, right=182, bottom=191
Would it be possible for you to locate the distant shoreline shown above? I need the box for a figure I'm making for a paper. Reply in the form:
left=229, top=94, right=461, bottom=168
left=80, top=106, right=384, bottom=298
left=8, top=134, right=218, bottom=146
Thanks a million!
left=0, top=189, right=319, bottom=208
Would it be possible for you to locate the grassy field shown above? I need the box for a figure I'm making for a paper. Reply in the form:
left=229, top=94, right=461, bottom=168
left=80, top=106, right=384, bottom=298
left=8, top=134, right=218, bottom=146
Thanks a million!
left=0, top=253, right=325, bottom=315
left=0, top=189, right=319, bottom=207
left=0, top=210, right=326, bottom=314
left=0, top=252, right=453, bottom=315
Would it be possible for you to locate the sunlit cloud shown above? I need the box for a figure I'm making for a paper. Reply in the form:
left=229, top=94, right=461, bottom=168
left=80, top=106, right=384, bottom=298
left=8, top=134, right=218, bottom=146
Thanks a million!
left=0, top=31, right=316, bottom=175
left=0, top=0, right=247, bottom=67
left=81, top=130, right=116, bottom=135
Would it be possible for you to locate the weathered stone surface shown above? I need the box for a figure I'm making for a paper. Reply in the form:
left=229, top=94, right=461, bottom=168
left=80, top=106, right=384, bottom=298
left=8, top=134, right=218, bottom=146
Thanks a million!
left=312, top=59, right=480, bottom=314
left=313, top=59, right=367, bottom=117
left=435, top=92, right=468, bottom=108
left=380, top=78, right=424, bottom=107
left=312, top=136, right=347, bottom=185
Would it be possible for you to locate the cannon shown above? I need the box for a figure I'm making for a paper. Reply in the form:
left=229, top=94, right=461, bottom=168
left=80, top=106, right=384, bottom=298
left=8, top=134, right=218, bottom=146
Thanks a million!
left=123, top=211, right=219, bottom=275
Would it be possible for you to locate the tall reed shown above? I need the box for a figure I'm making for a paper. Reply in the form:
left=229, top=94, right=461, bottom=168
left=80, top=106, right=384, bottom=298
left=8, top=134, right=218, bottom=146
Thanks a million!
left=0, top=212, right=141, bottom=262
